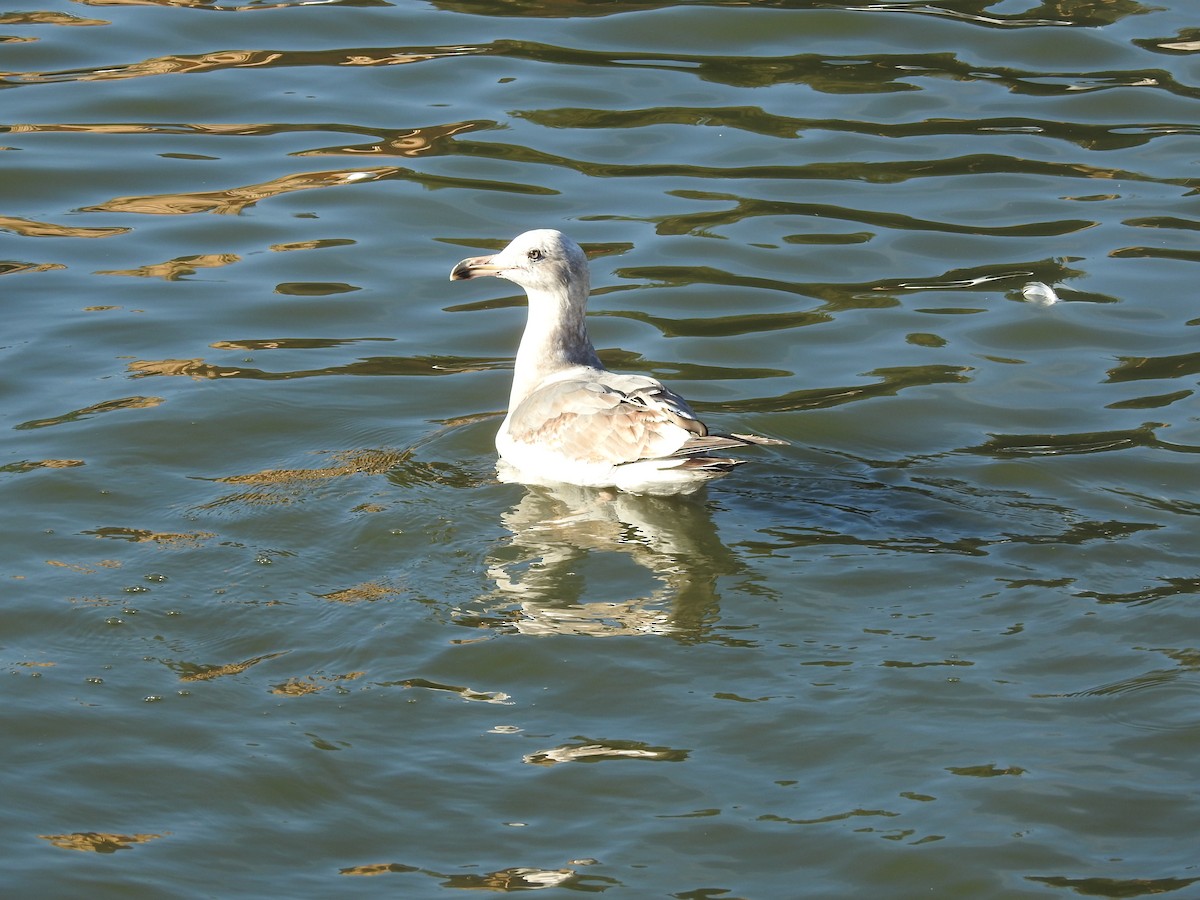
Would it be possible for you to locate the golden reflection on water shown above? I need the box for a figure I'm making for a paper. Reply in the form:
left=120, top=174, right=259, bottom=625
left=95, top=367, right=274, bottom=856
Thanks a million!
left=8, top=122, right=300, bottom=136
left=215, top=449, right=408, bottom=483
left=96, top=252, right=241, bottom=280
left=3, top=44, right=475, bottom=85
left=195, top=449, right=409, bottom=510
left=0, top=215, right=128, bottom=238
left=46, top=558, right=122, bottom=574
left=84, top=166, right=401, bottom=215
left=38, top=832, right=167, bottom=853
left=268, top=238, right=355, bottom=252
left=0, top=11, right=107, bottom=26
left=0, top=261, right=67, bottom=276
left=317, top=581, right=404, bottom=603
left=169, top=650, right=288, bottom=682
left=271, top=672, right=364, bottom=696
left=79, top=161, right=547, bottom=218
left=1, top=458, right=84, bottom=473
left=81, top=526, right=217, bottom=547
left=128, top=359, right=223, bottom=379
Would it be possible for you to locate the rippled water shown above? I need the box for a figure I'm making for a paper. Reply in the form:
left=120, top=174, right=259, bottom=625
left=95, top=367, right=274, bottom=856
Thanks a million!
left=3, top=1, right=1199, bottom=897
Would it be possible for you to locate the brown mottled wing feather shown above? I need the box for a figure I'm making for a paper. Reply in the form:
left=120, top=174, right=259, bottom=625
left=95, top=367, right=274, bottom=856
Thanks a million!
left=507, top=376, right=707, bottom=466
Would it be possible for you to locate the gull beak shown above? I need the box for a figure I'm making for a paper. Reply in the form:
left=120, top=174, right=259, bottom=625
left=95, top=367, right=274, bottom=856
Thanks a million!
left=450, top=254, right=502, bottom=281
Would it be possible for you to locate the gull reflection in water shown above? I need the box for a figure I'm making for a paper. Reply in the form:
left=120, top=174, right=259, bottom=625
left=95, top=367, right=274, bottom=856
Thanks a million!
left=468, top=483, right=741, bottom=638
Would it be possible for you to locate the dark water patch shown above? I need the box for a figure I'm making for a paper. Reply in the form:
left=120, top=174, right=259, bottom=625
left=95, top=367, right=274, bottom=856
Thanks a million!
left=274, top=281, right=360, bottom=296
left=945, top=763, right=1024, bottom=777
left=475, top=41, right=1200, bottom=99
left=1135, top=27, right=1200, bottom=54
left=1105, top=389, right=1192, bottom=411
left=784, top=231, right=872, bottom=245
left=1106, top=352, right=1200, bottom=384
left=269, top=238, right=356, bottom=251
left=598, top=348, right=792, bottom=382
left=713, top=364, right=973, bottom=414
left=1074, top=576, right=1200, bottom=607
left=1108, top=490, right=1200, bottom=519
left=614, top=263, right=893, bottom=309
left=454, top=141, right=1197, bottom=190
left=965, top=424, right=1169, bottom=458
left=125, top=354, right=510, bottom=381
left=1026, top=874, right=1200, bottom=897
left=644, top=191, right=1097, bottom=239
left=15, top=396, right=165, bottom=430
left=1123, top=215, right=1200, bottom=232
left=428, top=0, right=1152, bottom=30
left=521, top=106, right=1200, bottom=152
left=619, top=258, right=1103, bottom=309
left=1109, top=246, right=1200, bottom=263
left=599, top=307, right=830, bottom=339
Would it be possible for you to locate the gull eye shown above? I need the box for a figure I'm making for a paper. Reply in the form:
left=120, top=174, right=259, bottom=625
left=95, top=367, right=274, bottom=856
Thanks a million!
left=527, top=248, right=543, bottom=262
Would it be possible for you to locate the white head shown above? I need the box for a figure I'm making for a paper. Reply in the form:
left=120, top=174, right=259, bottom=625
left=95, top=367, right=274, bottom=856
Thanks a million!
left=450, top=229, right=590, bottom=300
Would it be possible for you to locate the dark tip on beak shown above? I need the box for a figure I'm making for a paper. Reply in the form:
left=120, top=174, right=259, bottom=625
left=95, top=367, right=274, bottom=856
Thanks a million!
left=450, top=255, right=499, bottom=282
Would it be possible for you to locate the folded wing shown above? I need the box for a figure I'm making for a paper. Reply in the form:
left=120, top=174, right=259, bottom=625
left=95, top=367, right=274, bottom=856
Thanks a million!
left=507, top=374, right=717, bottom=467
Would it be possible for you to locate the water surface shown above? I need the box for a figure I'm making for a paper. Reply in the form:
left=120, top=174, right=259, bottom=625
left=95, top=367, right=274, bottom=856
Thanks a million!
left=2, top=1, right=1198, bottom=897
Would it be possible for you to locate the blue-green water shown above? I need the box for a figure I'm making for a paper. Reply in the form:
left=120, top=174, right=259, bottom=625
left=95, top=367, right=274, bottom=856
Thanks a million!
left=3, top=1, right=1198, bottom=897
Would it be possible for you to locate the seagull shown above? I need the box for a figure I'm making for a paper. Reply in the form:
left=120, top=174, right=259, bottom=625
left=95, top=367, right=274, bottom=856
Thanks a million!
left=450, top=229, right=782, bottom=494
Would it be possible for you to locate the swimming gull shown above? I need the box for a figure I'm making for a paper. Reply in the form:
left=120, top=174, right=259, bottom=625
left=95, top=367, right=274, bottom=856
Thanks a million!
left=450, top=229, right=782, bottom=494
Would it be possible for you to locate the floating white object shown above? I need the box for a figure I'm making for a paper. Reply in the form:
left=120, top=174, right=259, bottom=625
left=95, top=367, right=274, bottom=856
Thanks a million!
left=1022, top=281, right=1061, bottom=306
left=450, top=230, right=782, bottom=494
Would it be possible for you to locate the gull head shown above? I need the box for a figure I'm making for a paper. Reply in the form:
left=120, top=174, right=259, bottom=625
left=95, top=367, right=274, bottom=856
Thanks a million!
left=450, top=229, right=589, bottom=298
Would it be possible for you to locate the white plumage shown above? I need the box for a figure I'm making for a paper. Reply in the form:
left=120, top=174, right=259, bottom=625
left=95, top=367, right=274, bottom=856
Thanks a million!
left=450, top=229, right=781, bottom=494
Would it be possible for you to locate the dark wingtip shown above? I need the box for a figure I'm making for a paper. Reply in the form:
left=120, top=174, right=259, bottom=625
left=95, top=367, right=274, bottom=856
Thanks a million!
left=680, top=457, right=746, bottom=473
